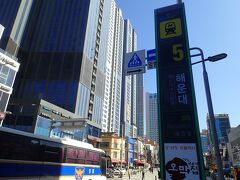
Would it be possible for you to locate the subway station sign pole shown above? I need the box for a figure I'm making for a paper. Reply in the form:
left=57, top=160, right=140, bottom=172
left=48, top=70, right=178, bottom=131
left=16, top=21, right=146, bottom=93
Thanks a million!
left=155, top=3, right=205, bottom=180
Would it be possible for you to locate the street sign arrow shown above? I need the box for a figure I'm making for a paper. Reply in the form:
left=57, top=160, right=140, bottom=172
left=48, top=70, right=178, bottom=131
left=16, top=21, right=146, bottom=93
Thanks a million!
left=127, top=69, right=143, bottom=74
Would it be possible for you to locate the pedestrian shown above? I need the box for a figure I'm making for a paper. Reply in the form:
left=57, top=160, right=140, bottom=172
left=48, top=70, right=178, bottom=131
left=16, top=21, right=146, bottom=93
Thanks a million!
left=142, top=169, right=145, bottom=180
left=235, top=168, right=240, bottom=180
left=234, top=168, right=238, bottom=180
left=128, top=168, right=131, bottom=180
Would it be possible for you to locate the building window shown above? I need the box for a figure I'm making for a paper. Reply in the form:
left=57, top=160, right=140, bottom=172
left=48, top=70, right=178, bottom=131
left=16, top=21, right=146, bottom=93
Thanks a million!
left=113, top=151, right=117, bottom=158
left=101, top=142, right=109, bottom=148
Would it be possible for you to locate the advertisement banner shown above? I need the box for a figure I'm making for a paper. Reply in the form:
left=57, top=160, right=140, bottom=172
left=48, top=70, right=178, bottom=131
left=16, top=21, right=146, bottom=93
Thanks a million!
left=165, top=143, right=200, bottom=180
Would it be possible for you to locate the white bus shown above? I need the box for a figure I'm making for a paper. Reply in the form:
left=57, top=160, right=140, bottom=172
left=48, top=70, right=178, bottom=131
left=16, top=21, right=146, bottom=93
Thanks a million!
left=0, top=127, right=111, bottom=180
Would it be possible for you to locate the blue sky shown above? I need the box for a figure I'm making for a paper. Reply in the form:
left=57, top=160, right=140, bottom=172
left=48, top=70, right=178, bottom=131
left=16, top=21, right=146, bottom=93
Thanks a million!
left=116, top=0, right=240, bottom=130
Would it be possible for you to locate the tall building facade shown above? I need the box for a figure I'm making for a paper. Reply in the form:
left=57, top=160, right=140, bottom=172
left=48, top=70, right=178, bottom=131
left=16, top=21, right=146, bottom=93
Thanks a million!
left=0, top=0, right=113, bottom=129
left=136, top=73, right=144, bottom=138
left=207, top=114, right=231, bottom=144
left=0, top=0, right=33, bottom=56
left=0, top=0, right=143, bottom=140
left=0, top=25, right=20, bottom=125
left=227, top=125, right=240, bottom=167
left=200, top=129, right=209, bottom=154
left=121, top=19, right=140, bottom=138
left=101, top=0, right=124, bottom=134
left=145, top=92, right=159, bottom=143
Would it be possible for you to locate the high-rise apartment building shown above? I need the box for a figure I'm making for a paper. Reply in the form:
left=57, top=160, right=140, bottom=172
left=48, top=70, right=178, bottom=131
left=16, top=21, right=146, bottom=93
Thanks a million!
left=0, top=0, right=111, bottom=129
left=207, top=114, right=231, bottom=144
left=101, top=0, right=124, bottom=134
left=121, top=19, right=142, bottom=138
left=145, top=92, right=159, bottom=143
left=131, top=74, right=137, bottom=138
left=136, top=73, right=144, bottom=138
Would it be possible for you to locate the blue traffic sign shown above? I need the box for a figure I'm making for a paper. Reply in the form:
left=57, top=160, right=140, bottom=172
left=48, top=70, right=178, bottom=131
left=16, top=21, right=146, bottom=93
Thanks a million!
left=124, top=50, right=146, bottom=76
left=128, top=53, right=142, bottom=68
left=147, top=49, right=156, bottom=61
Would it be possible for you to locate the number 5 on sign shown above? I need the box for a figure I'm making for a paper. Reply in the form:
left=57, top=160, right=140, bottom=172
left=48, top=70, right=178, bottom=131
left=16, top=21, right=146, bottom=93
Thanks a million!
left=173, top=44, right=184, bottom=62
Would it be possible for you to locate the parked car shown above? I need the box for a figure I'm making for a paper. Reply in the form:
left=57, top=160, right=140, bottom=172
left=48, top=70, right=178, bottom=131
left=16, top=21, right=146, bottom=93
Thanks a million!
left=113, top=169, right=121, bottom=176
left=118, top=168, right=126, bottom=175
left=114, top=168, right=126, bottom=176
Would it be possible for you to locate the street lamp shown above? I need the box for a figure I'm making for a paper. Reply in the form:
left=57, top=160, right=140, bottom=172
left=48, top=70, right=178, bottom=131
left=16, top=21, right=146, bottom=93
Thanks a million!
left=190, top=47, right=227, bottom=180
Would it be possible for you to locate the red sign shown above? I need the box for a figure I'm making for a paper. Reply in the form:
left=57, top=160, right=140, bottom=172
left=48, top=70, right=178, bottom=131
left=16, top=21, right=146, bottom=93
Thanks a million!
left=88, top=135, right=102, bottom=142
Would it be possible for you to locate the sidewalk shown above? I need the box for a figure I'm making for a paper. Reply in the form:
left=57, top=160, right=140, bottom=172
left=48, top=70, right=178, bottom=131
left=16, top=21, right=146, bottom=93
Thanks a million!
left=109, top=170, right=158, bottom=180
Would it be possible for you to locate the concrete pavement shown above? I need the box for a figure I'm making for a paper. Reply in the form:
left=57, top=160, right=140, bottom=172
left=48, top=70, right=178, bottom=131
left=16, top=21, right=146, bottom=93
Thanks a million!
left=108, top=170, right=159, bottom=180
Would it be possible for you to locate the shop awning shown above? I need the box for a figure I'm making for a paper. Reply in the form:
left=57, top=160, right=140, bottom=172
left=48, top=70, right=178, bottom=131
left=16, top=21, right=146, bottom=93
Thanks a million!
left=134, top=159, right=145, bottom=165
left=119, top=160, right=126, bottom=164
left=111, top=159, right=119, bottom=163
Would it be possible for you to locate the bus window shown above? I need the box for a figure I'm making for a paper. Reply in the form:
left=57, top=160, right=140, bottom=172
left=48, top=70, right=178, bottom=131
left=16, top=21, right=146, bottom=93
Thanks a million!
left=65, top=147, right=86, bottom=164
left=77, top=149, right=85, bottom=159
left=0, top=131, right=40, bottom=161
left=86, top=151, right=93, bottom=164
left=86, top=151, right=100, bottom=165
left=41, top=140, right=63, bottom=163
left=66, top=148, right=77, bottom=159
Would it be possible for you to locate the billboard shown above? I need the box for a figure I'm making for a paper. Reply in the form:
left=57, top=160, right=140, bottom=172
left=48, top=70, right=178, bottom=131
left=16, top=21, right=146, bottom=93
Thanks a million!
left=154, top=3, right=204, bottom=179
left=165, top=143, right=200, bottom=179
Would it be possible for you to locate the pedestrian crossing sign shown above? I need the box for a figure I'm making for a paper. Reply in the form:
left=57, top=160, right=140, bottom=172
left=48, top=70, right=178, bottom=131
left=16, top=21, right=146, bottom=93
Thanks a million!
left=124, top=49, right=146, bottom=76
left=128, top=53, right=142, bottom=68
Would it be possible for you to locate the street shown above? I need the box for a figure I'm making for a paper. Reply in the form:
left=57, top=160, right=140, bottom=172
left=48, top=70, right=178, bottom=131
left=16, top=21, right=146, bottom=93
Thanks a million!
left=108, top=170, right=159, bottom=180
left=107, top=170, right=217, bottom=180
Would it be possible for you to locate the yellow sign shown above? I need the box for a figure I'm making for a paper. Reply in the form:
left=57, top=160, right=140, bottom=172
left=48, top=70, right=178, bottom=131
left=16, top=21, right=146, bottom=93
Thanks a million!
left=160, top=18, right=182, bottom=39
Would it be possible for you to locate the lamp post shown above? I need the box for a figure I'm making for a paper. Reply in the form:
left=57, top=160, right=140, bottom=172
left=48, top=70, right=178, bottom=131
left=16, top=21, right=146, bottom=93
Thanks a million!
left=190, top=47, right=227, bottom=180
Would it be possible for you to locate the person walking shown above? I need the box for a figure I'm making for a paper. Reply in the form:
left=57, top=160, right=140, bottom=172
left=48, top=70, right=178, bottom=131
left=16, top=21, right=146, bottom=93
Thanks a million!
left=234, top=168, right=239, bottom=180
left=142, top=169, right=145, bottom=180
left=128, top=168, right=131, bottom=180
